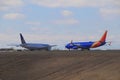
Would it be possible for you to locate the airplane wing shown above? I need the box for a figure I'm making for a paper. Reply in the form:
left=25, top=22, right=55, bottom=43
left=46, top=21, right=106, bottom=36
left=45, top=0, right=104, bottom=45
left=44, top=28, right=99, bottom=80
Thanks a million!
left=70, top=40, right=81, bottom=48
left=70, top=42, right=81, bottom=48
left=50, top=45, right=57, bottom=47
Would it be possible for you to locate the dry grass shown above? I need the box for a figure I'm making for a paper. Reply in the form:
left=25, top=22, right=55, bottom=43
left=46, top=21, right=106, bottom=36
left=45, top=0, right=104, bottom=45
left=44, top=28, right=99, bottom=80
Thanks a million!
left=0, top=50, right=120, bottom=80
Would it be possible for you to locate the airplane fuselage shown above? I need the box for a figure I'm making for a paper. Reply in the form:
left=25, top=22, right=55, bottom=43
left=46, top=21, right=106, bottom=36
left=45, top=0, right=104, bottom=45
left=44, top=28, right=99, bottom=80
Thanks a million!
left=19, top=33, right=56, bottom=51
left=20, top=43, right=51, bottom=50
left=65, top=30, right=107, bottom=50
left=65, top=41, right=106, bottom=50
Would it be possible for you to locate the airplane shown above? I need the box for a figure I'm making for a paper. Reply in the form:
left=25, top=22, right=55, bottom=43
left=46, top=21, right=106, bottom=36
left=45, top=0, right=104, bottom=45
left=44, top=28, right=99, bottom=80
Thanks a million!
left=65, top=30, right=109, bottom=50
left=18, top=33, right=56, bottom=51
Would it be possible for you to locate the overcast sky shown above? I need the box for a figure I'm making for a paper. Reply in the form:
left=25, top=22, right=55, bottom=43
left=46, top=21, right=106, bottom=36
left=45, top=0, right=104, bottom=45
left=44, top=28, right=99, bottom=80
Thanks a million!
left=0, top=0, right=120, bottom=49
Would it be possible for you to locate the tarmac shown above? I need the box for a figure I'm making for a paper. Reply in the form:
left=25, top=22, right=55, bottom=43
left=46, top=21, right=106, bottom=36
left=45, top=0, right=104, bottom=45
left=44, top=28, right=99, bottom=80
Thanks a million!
left=0, top=50, right=120, bottom=80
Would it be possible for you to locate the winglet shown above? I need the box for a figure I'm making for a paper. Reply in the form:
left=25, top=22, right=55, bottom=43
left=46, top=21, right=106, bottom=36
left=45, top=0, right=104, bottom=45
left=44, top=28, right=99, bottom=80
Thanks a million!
left=99, top=30, right=107, bottom=42
left=20, top=33, right=26, bottom=44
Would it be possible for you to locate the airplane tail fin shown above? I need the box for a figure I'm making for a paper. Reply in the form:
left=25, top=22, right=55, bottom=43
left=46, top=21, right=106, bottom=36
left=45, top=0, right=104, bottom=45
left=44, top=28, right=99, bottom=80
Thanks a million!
left=20, top=33, right=26, bottom=44
left=99, top=30, right=107, bottom=43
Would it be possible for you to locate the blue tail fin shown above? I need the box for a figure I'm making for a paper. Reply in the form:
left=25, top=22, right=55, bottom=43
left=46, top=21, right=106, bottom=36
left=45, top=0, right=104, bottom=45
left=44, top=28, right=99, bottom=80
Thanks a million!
left=20, top=33, right=26, bottom=44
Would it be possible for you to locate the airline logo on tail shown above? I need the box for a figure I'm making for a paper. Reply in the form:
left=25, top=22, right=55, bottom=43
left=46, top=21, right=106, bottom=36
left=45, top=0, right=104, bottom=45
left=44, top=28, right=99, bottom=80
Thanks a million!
left=91, top=30, right=107, bottom=48
left=20, top=33, right=26, bottom=44
left=99, top=30, right=107, bottom=42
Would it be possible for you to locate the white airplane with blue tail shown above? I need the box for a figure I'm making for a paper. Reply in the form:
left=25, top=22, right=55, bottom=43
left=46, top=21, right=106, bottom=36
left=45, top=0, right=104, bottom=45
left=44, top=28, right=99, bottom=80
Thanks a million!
left=19, top=33, right=56, bottom=51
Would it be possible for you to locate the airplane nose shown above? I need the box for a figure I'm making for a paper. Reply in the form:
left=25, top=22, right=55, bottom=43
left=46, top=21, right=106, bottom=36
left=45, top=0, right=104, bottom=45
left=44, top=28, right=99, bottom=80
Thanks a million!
left=65, top=45, right=70, bottom=49
left=65, top=45, right=67, bottom=48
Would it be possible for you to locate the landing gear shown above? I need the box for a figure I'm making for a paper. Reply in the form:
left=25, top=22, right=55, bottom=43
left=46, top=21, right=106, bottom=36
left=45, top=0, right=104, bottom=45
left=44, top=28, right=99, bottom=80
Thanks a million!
left=81, top=48, right=90, bottom=51
left=87, top=48, right=90, bottom=50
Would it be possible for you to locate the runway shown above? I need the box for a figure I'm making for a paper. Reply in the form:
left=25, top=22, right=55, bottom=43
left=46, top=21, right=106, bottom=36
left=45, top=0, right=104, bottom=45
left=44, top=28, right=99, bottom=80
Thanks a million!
left=0, top=50, right=120, bottom=80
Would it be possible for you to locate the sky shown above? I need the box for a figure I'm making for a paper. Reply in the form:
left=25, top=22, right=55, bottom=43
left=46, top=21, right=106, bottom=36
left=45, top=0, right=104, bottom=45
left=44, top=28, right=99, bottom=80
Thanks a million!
left=0, top=0, right=120, bottom=50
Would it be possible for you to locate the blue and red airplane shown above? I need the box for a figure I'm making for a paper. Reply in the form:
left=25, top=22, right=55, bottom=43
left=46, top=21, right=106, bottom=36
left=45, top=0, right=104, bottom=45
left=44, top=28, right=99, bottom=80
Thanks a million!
left=65, top=30, right=108, bottom=50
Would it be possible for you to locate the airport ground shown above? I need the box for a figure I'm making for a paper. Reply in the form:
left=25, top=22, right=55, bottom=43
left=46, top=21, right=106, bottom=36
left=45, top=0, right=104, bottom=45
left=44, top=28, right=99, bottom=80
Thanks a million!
left=0, top=50, right=120, bottom=80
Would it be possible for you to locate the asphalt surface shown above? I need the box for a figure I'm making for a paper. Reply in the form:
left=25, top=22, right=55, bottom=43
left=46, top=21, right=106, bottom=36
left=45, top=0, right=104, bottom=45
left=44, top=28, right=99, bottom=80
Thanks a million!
left=0, top=50, right=120, bottom=80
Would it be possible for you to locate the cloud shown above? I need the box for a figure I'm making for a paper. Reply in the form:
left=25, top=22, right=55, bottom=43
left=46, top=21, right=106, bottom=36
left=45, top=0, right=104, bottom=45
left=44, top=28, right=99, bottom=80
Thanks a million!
left=100, top=8, right=120, bottom=17
left=26, top=21, right=41, bottom=26
left=112, top=0, right=120, bottom=7
left=31, top=0, right=95, bottom=7
left=52, top=19, right=79, bottom=25
left=31, top=0, right=118, bottom=8
left=30, top=27, right=50, bottom=33
left=0, top=0, right=24, bottom=11
left=3, top=13, right=25, bottom=20
left=61, top=10, right=73, bottom=17
left=0, top=33, right=18, bottom=43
